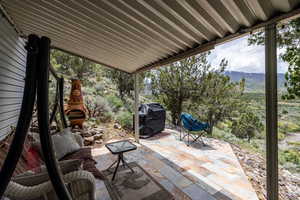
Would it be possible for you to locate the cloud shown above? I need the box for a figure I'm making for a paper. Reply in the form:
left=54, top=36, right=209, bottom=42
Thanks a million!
left=208, top=35, right=288, bottom=73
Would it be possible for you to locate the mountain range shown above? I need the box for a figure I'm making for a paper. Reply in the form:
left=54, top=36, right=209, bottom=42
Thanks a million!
left=224, top=71, right=286, bottom=92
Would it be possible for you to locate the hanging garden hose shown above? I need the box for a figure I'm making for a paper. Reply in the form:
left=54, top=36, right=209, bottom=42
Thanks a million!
left=36, top=36, right=72, bottom=200
left=0, top=34, right=39, bottom=198
left=49, top=80, right=59, bottom=125
left=49, top=64, right=67, bottom=129
left=59, top=77, right=68, bottom=128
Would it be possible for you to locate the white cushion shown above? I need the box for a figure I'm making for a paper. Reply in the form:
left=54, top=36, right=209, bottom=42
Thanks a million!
left=52, top=128, right=81, bottom=159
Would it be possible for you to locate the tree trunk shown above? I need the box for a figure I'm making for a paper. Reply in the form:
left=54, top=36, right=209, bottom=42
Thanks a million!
left=207, top=116, right=214, bottom=135
left=119, top=89, right=124, bottom=100
left=208, top=125, right=214, bottom=135
left=171, top=111, right=177, bottom=126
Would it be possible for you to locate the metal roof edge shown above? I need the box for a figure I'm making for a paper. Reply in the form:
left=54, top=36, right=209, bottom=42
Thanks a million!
left=134, top=6, right=300, bottom=74
left=51, top=46, right=131, bottom=74
left=135, top=41, right=215, bottom=73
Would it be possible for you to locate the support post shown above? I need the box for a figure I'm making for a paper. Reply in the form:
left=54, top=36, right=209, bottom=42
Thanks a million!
left=134, top=73, right=140, bottom=143
left=265, top=23, right=278, bottom=200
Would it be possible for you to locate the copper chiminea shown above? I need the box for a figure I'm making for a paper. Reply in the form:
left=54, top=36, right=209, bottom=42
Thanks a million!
left=65, top=79, right=86, bottom=129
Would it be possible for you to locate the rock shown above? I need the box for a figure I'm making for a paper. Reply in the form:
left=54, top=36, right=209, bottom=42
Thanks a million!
left=81, top=131, right=93, bottom=137
left=114, top=123, right=121, bottom=129
left=95, top=140, right=103, bottom=144
left=97, top=128, right=105, bottom=134
left=89, top=130, right=98, bottom=136
left=231, top=144, right=300, bottom=200
left=72, top=128, right=82, bottom=133
left=84, top=136, right=94, bottom=146
left=118, top=132, right=127, bottom=137
left=74, top=131, right=82, bottom=136
left=94, top=133, right=103, bottom=140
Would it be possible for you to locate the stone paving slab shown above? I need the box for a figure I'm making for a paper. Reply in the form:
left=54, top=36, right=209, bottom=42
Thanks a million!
left=92, top=129, right=258, bottom=200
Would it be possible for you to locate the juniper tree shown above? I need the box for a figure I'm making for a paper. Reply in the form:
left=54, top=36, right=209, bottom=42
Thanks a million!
left=190, top=64, right=245, bottom=135
left=231, top=110, right=263, bottom=142
left=104, top=69, right=145, bottom=100
left=248, top=18, right=300, bottom=99
left=149, top=52, right=211, bottom=126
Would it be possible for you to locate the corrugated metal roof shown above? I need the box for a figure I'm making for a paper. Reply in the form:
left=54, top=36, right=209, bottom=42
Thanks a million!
left=1, top=0, right=300, bottom=73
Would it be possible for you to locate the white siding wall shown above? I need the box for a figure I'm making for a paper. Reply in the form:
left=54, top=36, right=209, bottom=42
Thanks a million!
left=0, top=14, right=26, bottom=140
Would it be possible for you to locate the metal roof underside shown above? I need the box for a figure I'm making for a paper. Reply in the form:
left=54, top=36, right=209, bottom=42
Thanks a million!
left=1, top=0, right=300, bottom=73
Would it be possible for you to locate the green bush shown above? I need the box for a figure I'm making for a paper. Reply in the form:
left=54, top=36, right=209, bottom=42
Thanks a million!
left=94, top=83, right=104, bottom=94
left=231, top=111, right=264, bottom=142
left=106, top=95, right=124, bottom=112
left=279, top=149, right=300, bottom=165
left=99, top=110, right=113, bottom=123
left=115, top=111, right=132, bottom=129
left=82, top=87, right=96, bottom=95
left=213, top=128, right=239, bottom=142
left=212, top=128, right=262, bottom=153
left=278, top=131, right=286, bottom=141
left=96, top=76, right=102, bottom=82
left=216, top=122, right=227, bottom=130
left=95, top=96, right=113, bottom=122
left=287, top=141, right=300, bottom=146
left=86, top=96, right=113, bottom=122
left=278, top=121, right=300, bottom=133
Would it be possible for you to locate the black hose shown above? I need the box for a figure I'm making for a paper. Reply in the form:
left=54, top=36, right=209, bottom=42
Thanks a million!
left=49, top=82, right=59, bottom=125
left=36, top=36, right=72, bottom=200
left=0, top=34, right=39, bottom=198
left=59, top=77, right=68, bottom=128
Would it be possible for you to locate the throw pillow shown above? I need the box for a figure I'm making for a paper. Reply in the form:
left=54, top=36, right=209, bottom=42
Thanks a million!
left=26, top=146, right=42, bottom=172
left=52, top=129, right=81, bottom=159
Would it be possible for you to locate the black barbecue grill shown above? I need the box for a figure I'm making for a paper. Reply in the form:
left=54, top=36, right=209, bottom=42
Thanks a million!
left=134, top=103, right=166, bottom=138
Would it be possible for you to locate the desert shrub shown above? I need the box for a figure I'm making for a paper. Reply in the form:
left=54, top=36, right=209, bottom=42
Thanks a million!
left=213, top=128, right=238, bottom=142
left=85, top=96, right=113, bottom=122
left=279, top=149, right=300, bottom=166
left=115, top=111, right=132, bottom=129
left=212, top=127, right=263, bottom=153
left=287, top=141, right=300, bottom=146
left=82, top=87, right=96, bottom=95
left=94, top=83, right=104, bottom=94
left=216, top=122, right=226, bottom=130
left=106, top=95, right=124, bottom=112
left=231, top=111, right=263, bottom=142
left=96, top=75, right=102, bottom=82
left=121, top=96, right=134, bottom=113
left=278, top=131, right=286, bottom=141
left=98, top=111, right=113, bottom=123
left=278, top=121, right=300, bottom=133
left=164, top=111, right=174, bottom=128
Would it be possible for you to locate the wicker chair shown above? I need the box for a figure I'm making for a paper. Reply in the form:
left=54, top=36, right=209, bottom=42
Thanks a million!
left=3, top=133, right=96, bottom=200
left=4, top=170, right=96, bottom=200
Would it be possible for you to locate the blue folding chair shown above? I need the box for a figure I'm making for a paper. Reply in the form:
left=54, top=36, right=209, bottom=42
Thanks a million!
left=180, top=113, right=209, bottom=146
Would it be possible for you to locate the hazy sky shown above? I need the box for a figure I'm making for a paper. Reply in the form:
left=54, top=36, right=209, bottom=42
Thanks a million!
left=208, top=36, right=288, bottom=74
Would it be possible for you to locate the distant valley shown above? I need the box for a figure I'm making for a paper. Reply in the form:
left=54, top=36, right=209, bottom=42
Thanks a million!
left=224, top=71, right=286, bottom=92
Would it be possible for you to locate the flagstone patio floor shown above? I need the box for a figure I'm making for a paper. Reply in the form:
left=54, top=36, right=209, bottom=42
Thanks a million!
left=92, top=129, right=258, bottom=200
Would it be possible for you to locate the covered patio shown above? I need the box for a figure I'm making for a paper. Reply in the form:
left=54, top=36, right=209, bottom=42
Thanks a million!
left=1, top=0, right=300, bottom=200
left=93, top=129, right=258, bottom=200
